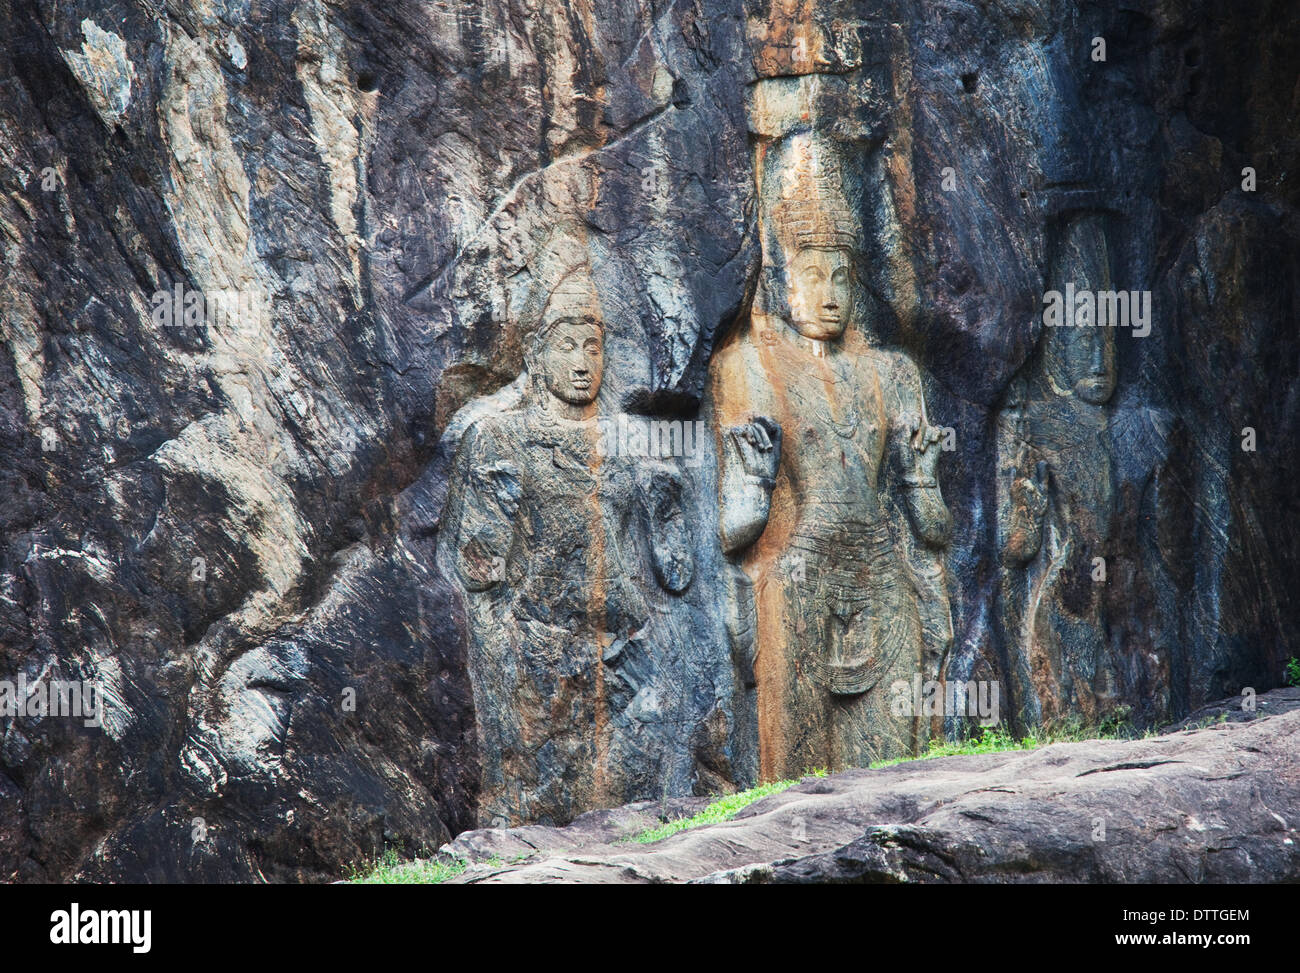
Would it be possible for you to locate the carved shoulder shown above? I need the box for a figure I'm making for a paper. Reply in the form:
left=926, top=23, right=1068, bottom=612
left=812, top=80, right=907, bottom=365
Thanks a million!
left=865, top=348, right=927, bottom=431
left=879, top=347, right=925, bottom=395
left=712, top=331, right=774, bottom=424
left=455, top=412, right=517, bottom=466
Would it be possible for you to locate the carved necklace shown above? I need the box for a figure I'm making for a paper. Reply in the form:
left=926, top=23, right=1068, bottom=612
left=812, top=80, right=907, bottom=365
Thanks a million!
left=828, top=408, right=861, bottom=439
left=526, top=389, right=601, bottom=477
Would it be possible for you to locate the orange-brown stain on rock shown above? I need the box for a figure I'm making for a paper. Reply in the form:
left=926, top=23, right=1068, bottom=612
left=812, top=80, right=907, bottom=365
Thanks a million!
left=584, top=420, right=610, bottom=808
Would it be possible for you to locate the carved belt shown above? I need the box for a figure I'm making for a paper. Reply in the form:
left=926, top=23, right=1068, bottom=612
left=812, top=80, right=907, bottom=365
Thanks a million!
left=787, top=518, right=909, bottom=695
left=790, top=517, right=897, bottom=615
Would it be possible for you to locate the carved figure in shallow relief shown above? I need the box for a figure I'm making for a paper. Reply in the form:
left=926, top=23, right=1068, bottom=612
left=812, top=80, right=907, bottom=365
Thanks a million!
left=437, top=259, right=695, bottom=826
left=709, top=162, right=953, bottom=780
left=997, top=212, right=1119, bottom=731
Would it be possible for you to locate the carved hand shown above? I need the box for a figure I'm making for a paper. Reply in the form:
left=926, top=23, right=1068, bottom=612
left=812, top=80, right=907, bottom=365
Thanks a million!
left=726, top=415, right=782, bottom=486
left=637, top=463, right=694, bottom=594
left=1002, top=458, right=1049, bottom=565
left=904, top=413, right=944, bottom=481
left=477, top=461, right=522, bottom=519
left=1011, top=459, right=1050, bottom=524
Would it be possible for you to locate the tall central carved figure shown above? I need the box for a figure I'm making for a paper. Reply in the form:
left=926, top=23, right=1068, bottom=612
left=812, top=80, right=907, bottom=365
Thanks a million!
left=710, top=141, right=953, bottom=779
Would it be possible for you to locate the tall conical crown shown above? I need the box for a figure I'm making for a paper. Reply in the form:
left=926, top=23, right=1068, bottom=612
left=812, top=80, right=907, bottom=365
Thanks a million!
left=770, top=161, right=858, bottom=251
left=518, top=234, right=600, bottom=350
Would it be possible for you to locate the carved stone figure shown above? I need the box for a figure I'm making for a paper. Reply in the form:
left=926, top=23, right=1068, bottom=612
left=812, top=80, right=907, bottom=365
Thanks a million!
left=437, top=259, right=697, bottom=826
left=710, top=148, right=953, bottom=779
left=997, top=212, right=1119, bottom=731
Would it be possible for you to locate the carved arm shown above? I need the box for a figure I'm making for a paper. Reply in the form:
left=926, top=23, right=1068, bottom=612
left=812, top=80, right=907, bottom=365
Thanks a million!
left=891, top=361, right=953, bottom=548
left=718, top=416, right=782, bottom=556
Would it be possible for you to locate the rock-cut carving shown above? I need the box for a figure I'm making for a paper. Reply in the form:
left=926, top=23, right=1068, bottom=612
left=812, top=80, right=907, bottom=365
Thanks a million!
left=709, top=144, right=953, bottom=780
left=996, top=212, right=1119, bottom=732
left=437, top=257, right=696, bottom=827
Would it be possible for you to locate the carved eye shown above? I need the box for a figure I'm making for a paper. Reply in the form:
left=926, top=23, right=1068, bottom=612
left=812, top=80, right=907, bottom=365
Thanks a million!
left=832, top=268, right=849, bottom=285
left=584, top=339, right=600, bottom=353
left=559, top=338, right=576, bottom=351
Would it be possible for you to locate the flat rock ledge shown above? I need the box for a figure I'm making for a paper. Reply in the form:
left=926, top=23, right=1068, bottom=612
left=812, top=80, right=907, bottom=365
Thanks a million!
left=436, top=689, right=1300, bottom=883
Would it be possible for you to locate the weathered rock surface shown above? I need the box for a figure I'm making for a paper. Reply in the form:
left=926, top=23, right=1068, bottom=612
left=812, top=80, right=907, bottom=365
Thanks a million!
left=1, top=0, right=1298, bottom=881
left=436, top=689, right=1300, bottom=882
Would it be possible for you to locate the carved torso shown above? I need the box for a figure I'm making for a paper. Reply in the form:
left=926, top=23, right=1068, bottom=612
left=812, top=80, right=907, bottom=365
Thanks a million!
left=458, top=406, right=644, bottom=637
left=766, top=336, right=890, bottom=532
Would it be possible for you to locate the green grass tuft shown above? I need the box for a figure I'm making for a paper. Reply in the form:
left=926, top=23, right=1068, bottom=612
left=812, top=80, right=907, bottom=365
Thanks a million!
left=348, top=848, right=468, bottom=885
left=629, top=769, right=827, bottom=844
left=868, top=715, right=1163, bottom=770
left=868, top=726, right=1034, bottom=768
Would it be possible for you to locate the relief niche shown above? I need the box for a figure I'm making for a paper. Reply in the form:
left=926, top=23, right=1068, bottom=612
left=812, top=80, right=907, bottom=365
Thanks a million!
left=708, top=132, right=955, bottom=781
left=996, top=211, right=1121, bottom=732
left=436, top=239, right=704, bottom=826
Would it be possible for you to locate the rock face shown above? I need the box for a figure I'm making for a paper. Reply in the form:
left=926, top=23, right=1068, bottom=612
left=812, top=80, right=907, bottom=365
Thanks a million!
left=1, top=0, right=1297, bottom=881
left=437, top=688, right=1300, bottom=883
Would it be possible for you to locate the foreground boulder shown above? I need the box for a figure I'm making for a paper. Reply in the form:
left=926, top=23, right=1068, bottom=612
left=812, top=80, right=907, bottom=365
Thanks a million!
left=436, top=689, right=1300, bottom=883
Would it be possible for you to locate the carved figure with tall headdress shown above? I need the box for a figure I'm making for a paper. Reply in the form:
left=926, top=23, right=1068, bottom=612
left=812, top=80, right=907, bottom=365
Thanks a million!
left=709, top=138, right=953, bottom=778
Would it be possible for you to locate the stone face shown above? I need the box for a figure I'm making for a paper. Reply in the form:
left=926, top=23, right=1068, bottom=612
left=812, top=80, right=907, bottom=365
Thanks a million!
left=0, top=0, right=1297, bottom=882
left=437, top=689, right=1300, bottom=884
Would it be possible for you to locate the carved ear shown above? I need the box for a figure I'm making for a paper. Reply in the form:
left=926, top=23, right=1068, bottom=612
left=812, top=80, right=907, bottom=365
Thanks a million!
left=520, top=329, right=545, bottom=370
left=754, top=265, right=789, bottom=317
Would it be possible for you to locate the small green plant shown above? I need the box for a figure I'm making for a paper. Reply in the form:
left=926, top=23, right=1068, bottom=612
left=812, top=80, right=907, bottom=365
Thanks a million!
left=344, top=845, right=538, bottom=884
left=348, top=848, right=468, bottom=885
left=1285, top=657, right=1300, bottom=687
left=869, top=724, right=1035, bottom=768
left=1097, top=704, right=1135, bottom=738
left=869, top=711, right=1162, bottom=770
left=629, top=769, right=826, bottom=845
